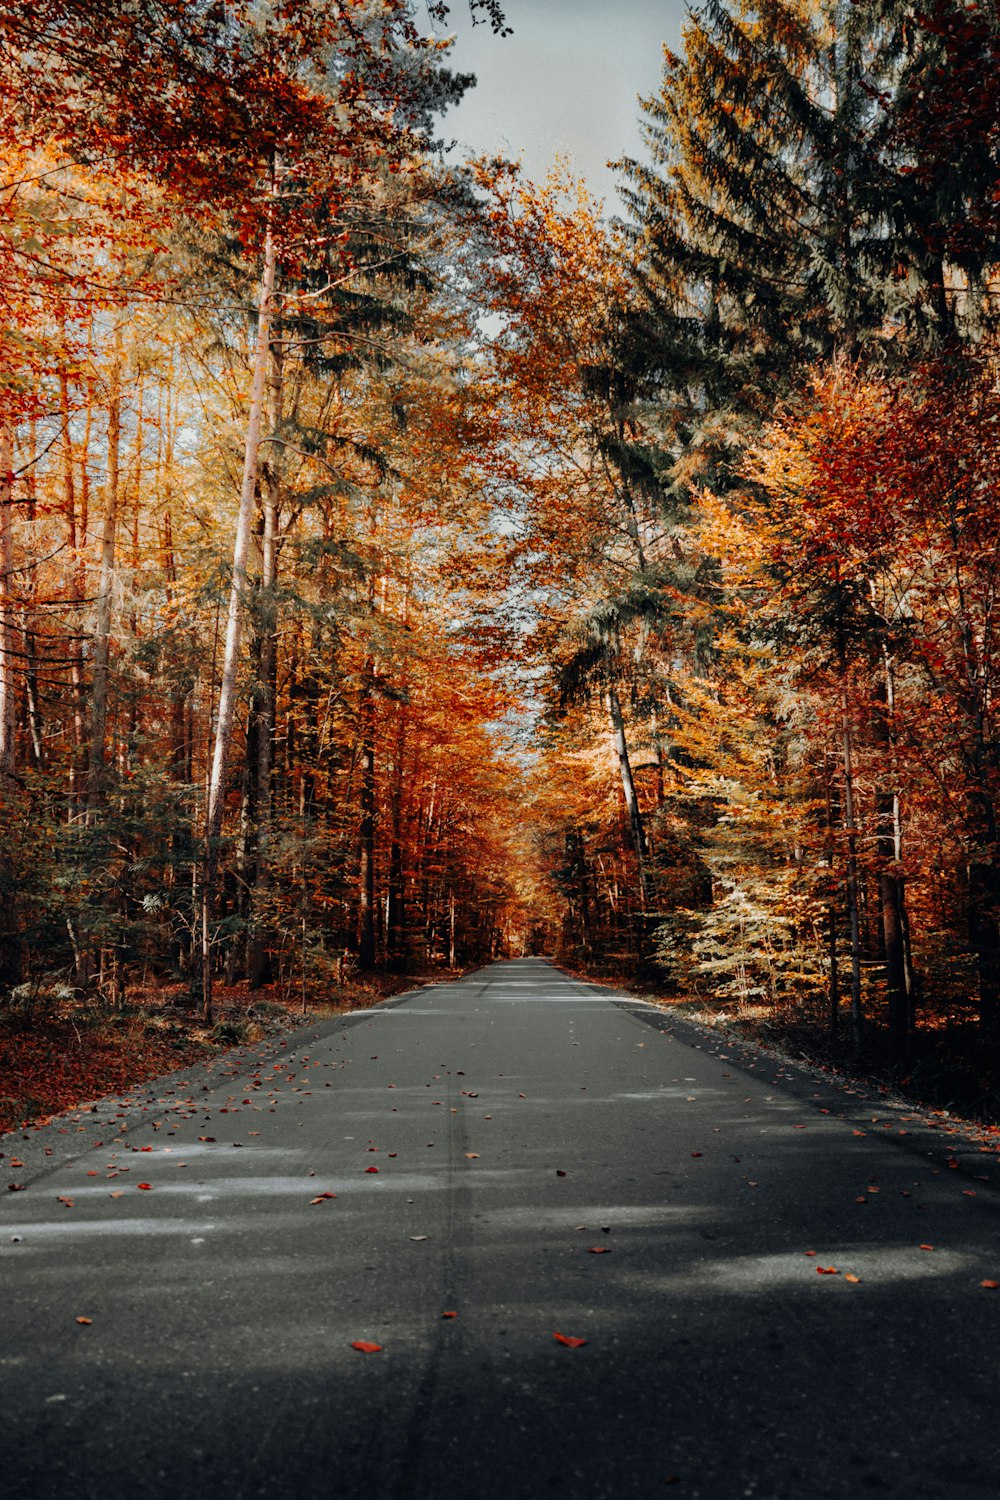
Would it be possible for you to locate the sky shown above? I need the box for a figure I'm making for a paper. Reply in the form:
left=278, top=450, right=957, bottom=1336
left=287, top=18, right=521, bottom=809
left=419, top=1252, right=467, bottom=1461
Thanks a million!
left=436, top=0, right=688, bottom=214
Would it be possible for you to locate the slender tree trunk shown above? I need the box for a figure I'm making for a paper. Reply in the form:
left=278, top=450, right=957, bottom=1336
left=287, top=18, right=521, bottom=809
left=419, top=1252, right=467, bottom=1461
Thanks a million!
left=871, top=667, right=910, bottom=1042
left=202, top=195, right=278, bottom=1023
left=246, top=337, right=283, bottom=988
left=0, top=419, right=16, bottom=784
left=824, top=765, right=840, bottom=1040
left=58, top=363, right=87, bottom=813
left=839, top=679, right=864, bottom=1056
left=86, top=328, right=123, bottom=820
left=0, top=420, right=22, bottom=986
left=606, top=685, right=653, bottom=909
left=357, top=661, right=377, bottom=970
left=386, top=700, right=408, bottom=969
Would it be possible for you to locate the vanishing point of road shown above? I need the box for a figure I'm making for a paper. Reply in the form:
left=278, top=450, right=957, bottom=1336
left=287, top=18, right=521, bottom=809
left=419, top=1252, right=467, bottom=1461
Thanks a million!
left=3, top=958, right=1000, bottom=1499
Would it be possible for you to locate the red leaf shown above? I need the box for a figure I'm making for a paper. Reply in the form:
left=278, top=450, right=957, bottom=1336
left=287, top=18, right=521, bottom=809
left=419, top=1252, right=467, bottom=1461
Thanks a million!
left=691, top=1152, right=703, bottom=1158
left=919, top=1243, right=935, bottom=1251
left=441, top=1310, right=458, bottom=1319
left=350, top=1340, right=382, bottom=1353
left=553, top=1331, right=588, bottom=1348
left=365, top=1166, right=379, bottom=1174
left=587, top=1247, right=611, bottom=1254
left=137, top=1183, right=152, bottom=1190
left=816, top=1266, right=838, bottom=1275
left=980, top=1280, right=999, bottom=1289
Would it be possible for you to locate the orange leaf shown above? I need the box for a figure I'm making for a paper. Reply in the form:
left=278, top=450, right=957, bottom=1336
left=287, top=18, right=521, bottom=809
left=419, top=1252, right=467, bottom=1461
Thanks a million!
left=816, top=1266, right=838, bottom=1275
left=57, top=1196, right=74, bottom=1208
left=464, top=1153, right=480, bottom=1160
left=350, top=1341, right=382, bottom=1353
left=137, top=1183, right=152, bottom=1190
left=310, top=1193, right=336, bottom=1204
left=980, top=1280, right=999, bottom=1289
left=75, top=1316, right=93, bottom=1325
left=919, top=1243, right=934, bottom=1251
left=441, top=1310, right=458, bottom=1319
left=587, top=1247, right=611, bottom=1254
left=109, top=1190, right=123, bottom=1199
left=553, top=1331, right=588, bottom=1347
left=844, top=1273, right=862, bottom=1284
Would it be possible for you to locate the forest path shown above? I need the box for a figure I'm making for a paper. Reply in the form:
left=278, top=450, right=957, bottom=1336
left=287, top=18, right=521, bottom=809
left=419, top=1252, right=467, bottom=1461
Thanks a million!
left=3, top=957, right=1000, bottom=1500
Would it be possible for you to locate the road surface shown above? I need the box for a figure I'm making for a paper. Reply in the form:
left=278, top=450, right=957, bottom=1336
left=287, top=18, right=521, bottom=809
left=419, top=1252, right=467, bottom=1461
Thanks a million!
left=3, top=957, right=1000, bottom=1499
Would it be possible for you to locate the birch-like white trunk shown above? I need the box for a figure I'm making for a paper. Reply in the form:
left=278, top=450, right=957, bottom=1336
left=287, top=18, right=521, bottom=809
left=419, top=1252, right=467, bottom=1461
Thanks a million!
left=201, top=202, right=278, bottom=1020
left=205, top=220, right=278, bottom=841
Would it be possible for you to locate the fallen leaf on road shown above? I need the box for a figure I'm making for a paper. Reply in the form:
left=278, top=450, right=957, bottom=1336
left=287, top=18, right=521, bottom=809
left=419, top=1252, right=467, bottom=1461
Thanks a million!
left=350, top=1341, right=382, bottom=1353
left=691, top=1152, right=703, bottom=1158
left=137, top=1183, right=152, bottom=1190
left=816, top=1266, right=838, bottom=1275
left=365, top=1166, right=379, bottom=1174
left=442, top=1310, right=458, bottom=1319
left=198, top=1137, right=215, bottom=1143
left=844, top=1274, right=862, bottom=1284
left=980, top=1280, right=999, bottom=1290
left=464, top=1153, right=480, bottom=1160
left=555, top=1169, right=567, bottom=1177
left=587, top=1247, right=611, bottom=1254
left=109, top=1190, right=123, bottom=1199
left=310, top=1193, right=336, bottom=1204
left=75, top=1317, right=93, bottom=1325
left=409, top=1235, right=428, bottom=1242
left=57, top=1196, right=74, bottom=1207
left=804, top=1250, right=817, bottom=1257
left=919, top=1243, right=935, bottom=1251
left=553, top=1332, right=588, bottom=1348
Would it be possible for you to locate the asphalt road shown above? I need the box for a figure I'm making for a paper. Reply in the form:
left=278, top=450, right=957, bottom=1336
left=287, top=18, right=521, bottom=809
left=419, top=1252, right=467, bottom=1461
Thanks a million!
left=3, top=957, right=1000, bottom=1500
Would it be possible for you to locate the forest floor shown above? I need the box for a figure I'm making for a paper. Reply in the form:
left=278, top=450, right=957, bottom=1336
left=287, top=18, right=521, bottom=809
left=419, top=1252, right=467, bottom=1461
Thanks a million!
left=0, top=968, right=459, bottom=1136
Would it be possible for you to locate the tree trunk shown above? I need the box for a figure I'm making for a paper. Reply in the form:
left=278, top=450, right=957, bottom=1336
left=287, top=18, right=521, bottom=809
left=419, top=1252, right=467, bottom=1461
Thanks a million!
left=86, top=328, right=123, bottom=821
left=202, top=195, right=278, bottom=1022
left=58, top=362, right=87, bottom=814
left=840, top=686, right=864, bottom=1056
left=0, top=419, right=16, bottom=783
left=606, top=685, right=653, bottom=909
left=246, top=336, right=284, bottom=989
left=357, top=662, right=377, bottom=970
left=871, top=670, right=910, bottom=1043
left=386, top=701, right=408, bottom=969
